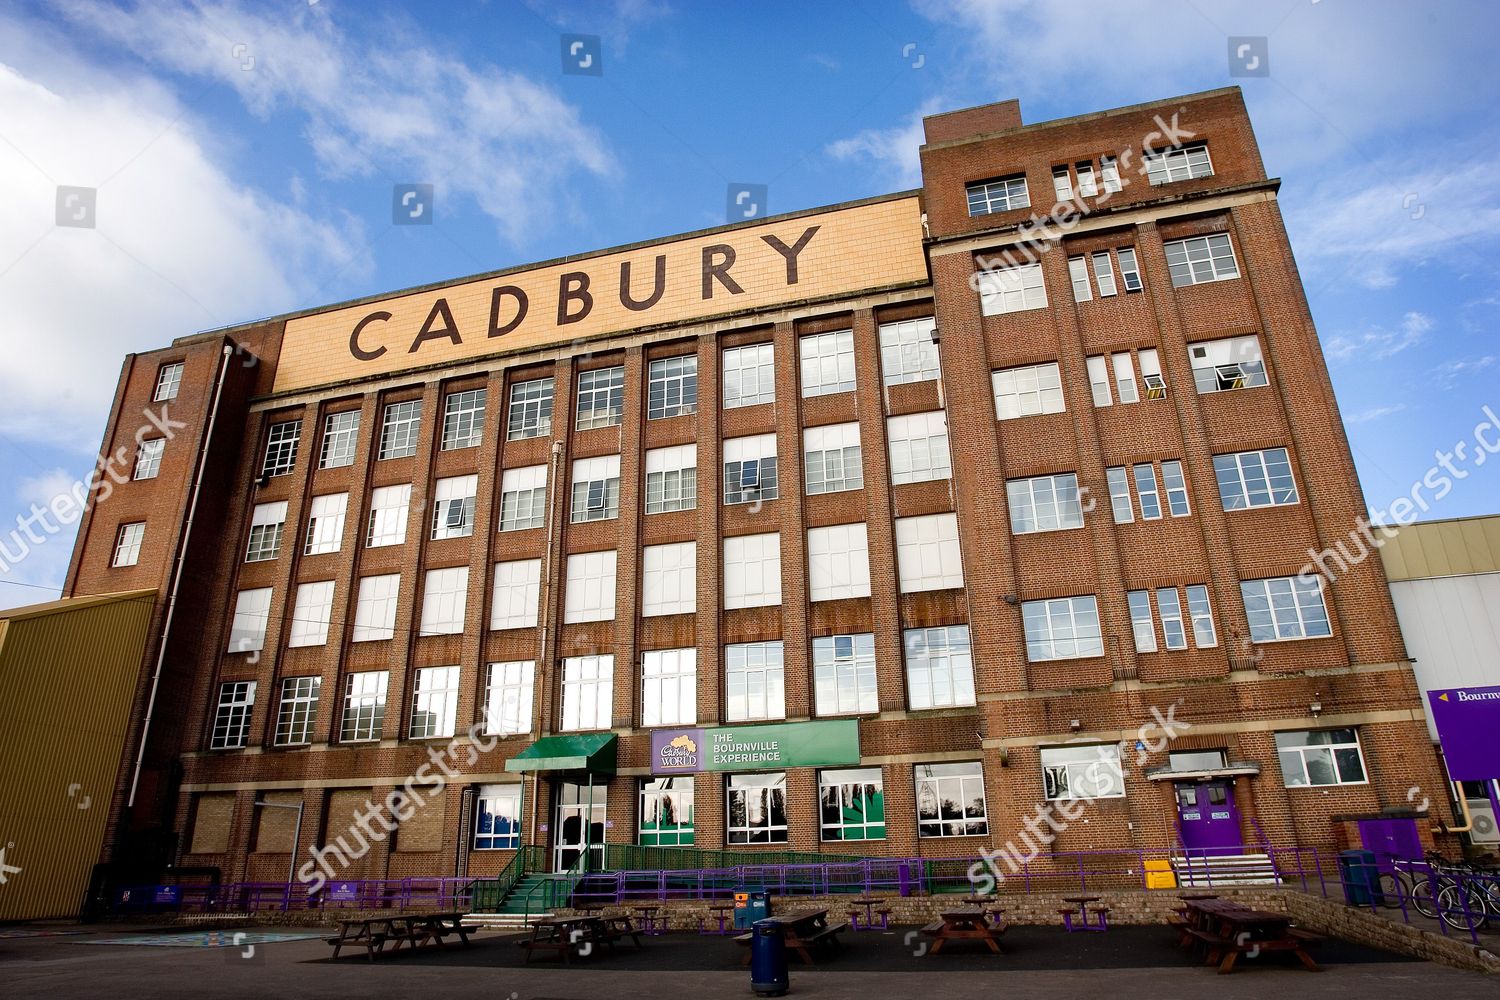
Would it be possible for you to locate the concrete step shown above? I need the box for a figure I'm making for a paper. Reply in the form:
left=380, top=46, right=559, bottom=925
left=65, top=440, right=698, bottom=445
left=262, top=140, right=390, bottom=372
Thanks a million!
left=461, top=911, right=552, bottom=930
left=1173, top=851, right=1283, bottom=886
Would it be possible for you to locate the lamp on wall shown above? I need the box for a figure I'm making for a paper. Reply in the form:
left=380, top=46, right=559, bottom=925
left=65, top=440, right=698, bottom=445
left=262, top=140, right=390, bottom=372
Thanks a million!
left=1069, top=719, right=1081, bottom=732
left=1309, top=691, right=1323, bottom=718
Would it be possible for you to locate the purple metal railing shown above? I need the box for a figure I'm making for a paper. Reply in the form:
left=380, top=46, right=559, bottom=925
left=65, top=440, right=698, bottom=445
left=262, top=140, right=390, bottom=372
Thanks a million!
left=113, top=876, right=477, bottom=915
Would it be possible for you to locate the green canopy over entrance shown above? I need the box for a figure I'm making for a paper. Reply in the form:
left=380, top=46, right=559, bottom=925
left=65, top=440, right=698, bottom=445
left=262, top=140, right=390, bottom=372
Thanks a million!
left=503, top=732, right=618, bottom=775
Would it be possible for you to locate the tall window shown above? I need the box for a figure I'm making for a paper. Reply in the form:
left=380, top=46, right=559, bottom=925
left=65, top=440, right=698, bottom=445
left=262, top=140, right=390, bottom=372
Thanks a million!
left=133, top=438, right=165, bottom=480
left=1092, top=251, right=1117, bottom=297
left=576, top=366, right=624, bottom=430
left=1140, top=348, right=1166, bottom=398
left=570, top=455, right=621, bottom=522
left=305, top=493, right=348, bottom=555
left=490, top=559, right=541, bottom=630
left=245, top=502, right=287, bottom=562
left=820, top=768, right=885, bottom=841
left=340, top=671, right=388, bottom=741
left=560, top=655, right=613, bottom=731
left=378, top=400, right=422, bottom=460
left=1052, top=165, right=1072, bottom=202
left=807, top=524, right=872, bottom=602
left=319, top=411, right=360, bottom=469
left=894, top=513, right=963, bottom=593
left=1021, top=595, right=1103, bottom=661
left=1189, top=334, right=1266, bottom=393
left=564, top=550, right=617, bottom=623
left=274, top=676, right=321, bottom=746
left=640, top=777, right=695, bottom=846
left=1130, top=586, right=1220, bottom=653
left=966, top=175, right=1029, bottom=216
left=507, top=376, right=555, bottom=439
left=647, top=355, right=698, bottom=419
left=915, top=761, right=988, bottom=837
left=1157, top=587, right=1187, bottom=650
left=432, top=474, right=478, bottom=539
left=1068, top=256, right=1093, bottom=302
left=210, top=681, right=257, bottom=750
left=1127, top=590, right=1157, bottom=653
left=441, top=388, right=486, bottom=450
left=1117, top=246, right=1143, bottom=291
left=727, top=772, right=788, bottom=843
left=992, top=362, right=1064, bottom=419
left=1164, top=233, right=1239, bottom=287
left=725, top=641, right=786, bottom=722
left=483, top=661, right=535, bottom=736
left=723, top=434, right=778, bottom=505
left=1075, top=162, right=1097, bottom=197
left=1113, top=352, right=1139, bottom=403
left=366, top=484, right=412, bottom=547
left=1214, top=448, right=1298, bottom=509
left=113, top=522, right=145, bottom=567
left=723, top=343, right=776, bottom=408
left=227, top=588, right=272, bottom=654
left=1006, top=473, right=1083, bottom=534
left=287, top=580, right=335, bottom=648
left=1145, top=141, right=1214, bottom=184
left=878, top=317, right=940, bottom=385
left=1162, top=459, right=1191, bottom=515
left=804, top=422, right=863, bottom=495
left=1275, top=729, right=1367, bottom=787
left=1100, top=156, right=1122, bottom=193
left=1133, top=463, right=1162, bottom=519
left=473, top=785, right=522, bottom=849
left=1186, top=584, right=1218, bottom=647
left=645, top=444, right=697, bottom=514
left=499, top=465, right=548, bottom=531
left=1106, top=466, right=1133, bottom=524
left=886, top=411, right=952, bottom=485
left=262, top=421, right=300, bottom=477
left=352, top=574, right=400, bottom=642
left=812, top=633, right=877, bottom=716
left=904, top=625, right=976, bottom=710
left=409, top=665, right=460, bottom=739
left=1241, top=576, right=1331, bottom=642
left=1041, top=745, right=1125, bottom=800
left=798, top=330, right=857, bottom=397
left=978, top=263, right=1047, bottom=315
left=419, top=567, right=468, bottom=635
left=641, top=648, right=696, bottom=727
left=642, top=542, right=696, bottom=617
left=723, top=533, right=781, bottom=609
left=154, top=362, right=184, bottom=401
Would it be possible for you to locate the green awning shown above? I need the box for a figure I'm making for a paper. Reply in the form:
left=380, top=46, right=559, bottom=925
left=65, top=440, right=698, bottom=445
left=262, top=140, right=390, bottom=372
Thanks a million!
left=504, top=733, right=618, bottom=774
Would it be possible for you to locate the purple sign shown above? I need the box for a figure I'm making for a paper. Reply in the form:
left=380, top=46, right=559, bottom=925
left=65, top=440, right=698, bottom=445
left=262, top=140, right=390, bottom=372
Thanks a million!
left=1427, top=686, right=1500, bottom=781
left=328, top=881, right=358, bottom=901
left=152, top=885, right=181, bottom=905
left=651, top=728, right=704, bottom=774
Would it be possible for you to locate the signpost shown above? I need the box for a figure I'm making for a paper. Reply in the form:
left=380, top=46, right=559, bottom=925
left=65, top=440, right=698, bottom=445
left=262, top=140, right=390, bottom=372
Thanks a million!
left=649, top=720, right=859, bottom=775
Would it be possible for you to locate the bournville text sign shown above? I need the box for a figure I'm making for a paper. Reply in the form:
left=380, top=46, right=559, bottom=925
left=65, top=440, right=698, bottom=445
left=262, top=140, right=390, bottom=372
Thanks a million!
left=1427, top=685, right=1500, bottom=781
left=650, top=720, right=860, bottom=775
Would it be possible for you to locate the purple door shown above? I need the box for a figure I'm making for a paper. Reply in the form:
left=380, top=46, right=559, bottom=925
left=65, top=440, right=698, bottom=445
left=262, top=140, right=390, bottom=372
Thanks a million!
left=1175, top=781, right=1243, bottom=855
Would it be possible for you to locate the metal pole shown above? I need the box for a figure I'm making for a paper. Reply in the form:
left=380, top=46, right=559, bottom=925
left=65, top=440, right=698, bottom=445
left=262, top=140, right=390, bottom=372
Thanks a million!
left=253, top=800, right=305, bottom=889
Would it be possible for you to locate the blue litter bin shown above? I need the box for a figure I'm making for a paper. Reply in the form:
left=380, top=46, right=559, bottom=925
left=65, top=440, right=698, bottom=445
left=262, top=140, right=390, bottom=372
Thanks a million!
left=1338, top=849, right=1381, bottom=906
left=750, top=918, right=789, bottom=996
left=734, top=888, right=771, bottom=930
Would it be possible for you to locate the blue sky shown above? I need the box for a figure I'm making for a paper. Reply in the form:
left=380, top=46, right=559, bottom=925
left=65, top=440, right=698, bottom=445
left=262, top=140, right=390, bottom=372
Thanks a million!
left=1, top=0, right=1497, bottom=609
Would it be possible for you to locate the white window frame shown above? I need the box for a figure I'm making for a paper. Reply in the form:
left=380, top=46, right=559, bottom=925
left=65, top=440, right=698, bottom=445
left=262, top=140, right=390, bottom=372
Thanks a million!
left=886, top=410, right=952, bottom=485
left=803, top=422, right=863, bottom=495
left=409, top=665, right=460, bottom=739
left=1214, top=448, right=1299, bottom=510
left=966, top=175, right=1029, bottom=216
left=210, top=681, right=257, bottom=750
left=484, top=661, right=535, bottom=736
left=1106, top=466, right=1133, bottom=523
left=113, top=522, right=145, bottom=567
left=1113, top=352, right=1139, bottom=404
left=992, top=362, right=1064, bottom=419
left=1100, top=156, right=1122, bottom=193
left=1041, top=744, right=1125, bottom=800
left=507, top=376, right=555, bottom=440
left=576, top=366, right=625, bottom=430
left=1068, top=256, right=1092, bottom=302
left=1133, top=463, right=1162, bottom=520
left=261, top=421, right=300, bottom=477
left=819, top=767, right=886, bottom=842
left=1116, top=247, right=1143, bottom=291
left=305, top=492, right=348, bottom=555
left=904, top=625, right=976, bottom=711
left=723, top=343, right=776, bottom=408
left=640, top=776, right=695, bottom=846
left=727, top=772, right=789, bottom=844
left=1189, top=334, right=1267, bottom=394
left=978, top=262, right=1047, bottom=315
left=798, top=330, right=857, bottom=398
left=1075, top=162, right=1097, bottom=198
left=154, top=362, right=184, bottom=402
left=1161, top=459, right=1191, bottom=515
left=560, top=654, right=613, bottom=731
left=1091, top=251, right=1117, bottom=297
left=645, top=444, right=697, bottom=514
left=1241, top=576, right=1332, bottom=643
left=378, top=400, right=422, bottom=460
left=432, top=474, right=478, bottom=540
left=878, top=317, right=940, bottom=386
left=287, top=580, right=335, bottom=648
left=723, top=533, right=781, bottom=609
left=1051, top=165, right=1072, bottom=202
left=366, top=484, right=412, bottom=547
left=274, top=676, right=321, bottom=747
left=340, top=671, right=388, bottom=742
left=1140, top=348, right=1167, bottom=399
left=564, top=550, right=617, bottom=624
left=641, top=648, right=697, bottom=727
left=1127, top=590, right=1158, bottom=653
left=813, top=633, right=878, bottom=717
left=352, top=574, right=400, bottom=642
left=1021, top=595, right=1104, bottom=662
left=1164, top=233, right=1239, bottom=287
left=1006, top=473, right=1084, bottom=534
left=490, top=559, right=541, bottom=630
left=723, top=434, right=779, bottom=505
left=807, top=523, right=872, bottom=602
left=419, top=567, right=468, bottom=636
left=134, top=437, right=165, bottom=480
left=915, top=761, right=989, bottom=838
left=319, top=410, right=360, bottom=469
left=441, top=388, right=487, bottom=451
left=642, top=541, right=697, bottom=617
left=1086, top=355, right=1112, bottom=407
left=1146, top=142, right=1214, bottom=185
left=895, top=513, right=963, bottom=593
left=1157, top=587, right=1188, bottom=650
left=227, top=587, right=272, bottom=654
left=499, top=464, right=548, bottom=532
left=725, top=641, right=785, bottom=722
left=647, top=355, right=698, bottom=419
left=570, top=454, right=622, bottom=523
left=1275, top=728, right=1368, bottom=787
left=1186, top=584, right=1218, bottom=648
left=473, top=784, right=523, bottom=849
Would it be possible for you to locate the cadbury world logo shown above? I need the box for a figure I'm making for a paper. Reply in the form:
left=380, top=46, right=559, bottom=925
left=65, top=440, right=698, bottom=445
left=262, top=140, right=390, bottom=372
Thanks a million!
left=659, top=733, right=698, bottom=767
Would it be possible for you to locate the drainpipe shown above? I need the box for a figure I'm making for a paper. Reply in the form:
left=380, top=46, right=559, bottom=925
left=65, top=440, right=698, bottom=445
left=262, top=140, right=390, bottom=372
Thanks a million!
left=127, top=343, right=233, bottom=808
left=1435, top=782, right=1475, bottom=835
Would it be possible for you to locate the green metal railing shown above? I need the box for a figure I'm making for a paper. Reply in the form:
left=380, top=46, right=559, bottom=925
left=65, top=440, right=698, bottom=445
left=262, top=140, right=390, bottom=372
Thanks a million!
left=468, top=844, right=548, bottom=911
left=593, top=844, right=870, bottom=872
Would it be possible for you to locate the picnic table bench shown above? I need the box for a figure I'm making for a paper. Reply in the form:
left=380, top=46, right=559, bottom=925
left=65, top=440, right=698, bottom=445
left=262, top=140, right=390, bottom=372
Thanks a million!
left=520, top=913, right=645, bottom=963
left=919, top=908, right=1005, bottom=954
left=735, top=908, right=849, bottom=965
left=325, top=911, right=476, bottom=961
left=1178, top=899, right=1323, bottom=974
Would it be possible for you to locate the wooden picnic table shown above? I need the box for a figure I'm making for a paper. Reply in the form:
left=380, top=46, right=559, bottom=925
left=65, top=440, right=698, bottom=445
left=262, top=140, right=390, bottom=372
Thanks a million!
left=325, top=910, right=475, bottom=961
left=1060, top=894, right=1109, bottom=932
left=1178, top=899, right=1323, bottom=974
left=702, top=901, right=735, bottom=935
left=919, top=908, right=1004, bottom=954
left=847, top=895, right=889, bottom=931
left=735, top=908, right=849, bottom=966
left=630, top=903, right=665, bottom=935
left=521, top=913, right=644, bottom=963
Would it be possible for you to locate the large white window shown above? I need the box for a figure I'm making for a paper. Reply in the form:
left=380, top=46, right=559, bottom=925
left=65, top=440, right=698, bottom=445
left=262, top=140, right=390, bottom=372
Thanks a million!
left=570, top=455, right=621, bottom=523
left=904, top=625, right=975, bottom=710
left=642, top=648, right=697, bottom=727
left=154, top=361, right=184, bottom=402
left=799, top=330, right=857, bottom=398
left=966, top=175, right=1029, bottom=216
left=1006, top=473, right=1083, bottom=534
left=725, top=641, right=785, bottom=722
left=727, top=772, right=788, bottom=844
left=431, top=474, right=478, bottom=539
left=1145, top=142, right=1214, bottom=185
left=210, top=681, right=257, bottom=750
left=724, top=434, right=778, bottom=505
left=1189, top=334, right=1266, bottom=394
left=378, top=400, right=422, bottom=460
left=366, top=484, right=412, bottom=547
left=340, top=671, right=388, bottom=742
left=813, top=634, right=877, bottom=716
left=304, top=493, right=348, bottom=555
left=1068, top=256, right=1093, bottom=302
left=484, top=661, right=535, bottom=736
left=287, top=580, right=335, bottom=648
left=642, top=541, right=697, bottom=617
left=915, top=761, right=988, bottom=837
left=1117, top=247, right=1143, bottom=291
left=319, top=411, right=360, bottom=469
left=647, top=355, right=698, bottom=419
left=135, top=438, right=165, bottom=480
left=1214, top=448, right=1298, bottom=510
left=978, top=263, right=1047, bottom=315
left=819, top=768, right=886, bottom=841
left=645, top=444, right=697, bottom=514
left=261, top=421, right=300, bottom=477
left=420, top=566, right=468, bottom=636
left=490, top=559, right=541, bottom=630
left=804, top=422, right=863, bottom=495
left=1021, top=595, right=1103, bottom=661
left=576, top=366, right=625, bottom=430
left=564, top=550, right=617, bottom=623
left=1164, top=233, right=1239, bottom=287
left=807, top=524, right=871, bottom=601
left=560, top=655, right=613, bottom=731
left=113, top=522, right=145, bottom=567
left=992, top=362, right=1064, bottom=419
left=886, top=411, right=952, bottom=485
left=640, top=777, right=695, bottom=846
left=1041, top=744, right=1125, bottom=800
left=227, top=587, right=272, bottom=654
left=352, top=574, right=400, bottom=642
left=473, top=784, right=522, bottom=849
left=441, top=388, right=487, bottom=450
left=274, top=676, right=321, bottom=747
left=723, top=343, right=776, bottom=408
left=1127, top=589, right=1158, bottom=653
left=878, top=317, right=940, bottom=385
left=1241, top=576, right=1332, bottom=643
left=723, top=533, right=782, bottom=609
left=1162, top=459, right=1190, bottom=515
left=410, top=665, right=460, bottom=739
left=895, top=513, right=963, bottom=593
left=499, top=465, right=548, bottom=531
left=1275, top=728, right=1367, bottom=787
left=507, top=377, right=554, bottom=440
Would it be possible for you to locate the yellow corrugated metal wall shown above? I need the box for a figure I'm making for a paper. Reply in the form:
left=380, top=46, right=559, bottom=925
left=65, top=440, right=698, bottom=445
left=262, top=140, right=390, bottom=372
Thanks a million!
left=1379, top=514, right=1500, bottom=582
left=0, top=592, right=156, bottom=921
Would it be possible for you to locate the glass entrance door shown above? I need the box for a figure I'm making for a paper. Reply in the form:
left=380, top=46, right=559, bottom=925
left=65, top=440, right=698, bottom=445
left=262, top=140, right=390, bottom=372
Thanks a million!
left=554, top=780, right=607, bottom=871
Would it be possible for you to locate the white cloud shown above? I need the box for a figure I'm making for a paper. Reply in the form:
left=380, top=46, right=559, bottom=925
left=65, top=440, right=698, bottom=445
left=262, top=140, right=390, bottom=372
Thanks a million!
left=1323, top=311, right=1433, bottom=364
left=1430, top=355, right=1497, bottom=386
left=1345, top=403, right=1407, bottom=425
left=826, top=100, right=941, bottom=190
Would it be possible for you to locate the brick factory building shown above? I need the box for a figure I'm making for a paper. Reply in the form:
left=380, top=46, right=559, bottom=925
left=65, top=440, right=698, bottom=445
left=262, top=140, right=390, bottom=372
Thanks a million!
left=63, top=86, right=1456, bottom=898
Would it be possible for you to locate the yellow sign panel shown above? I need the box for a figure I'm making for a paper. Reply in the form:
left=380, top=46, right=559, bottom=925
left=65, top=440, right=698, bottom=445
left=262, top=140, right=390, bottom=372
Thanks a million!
left=273, top=196, right=927, bottom=393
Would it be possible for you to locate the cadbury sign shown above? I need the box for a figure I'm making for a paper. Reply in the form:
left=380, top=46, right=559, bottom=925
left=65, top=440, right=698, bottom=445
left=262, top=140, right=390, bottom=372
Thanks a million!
left=272, top=197, right=926, bottom=393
